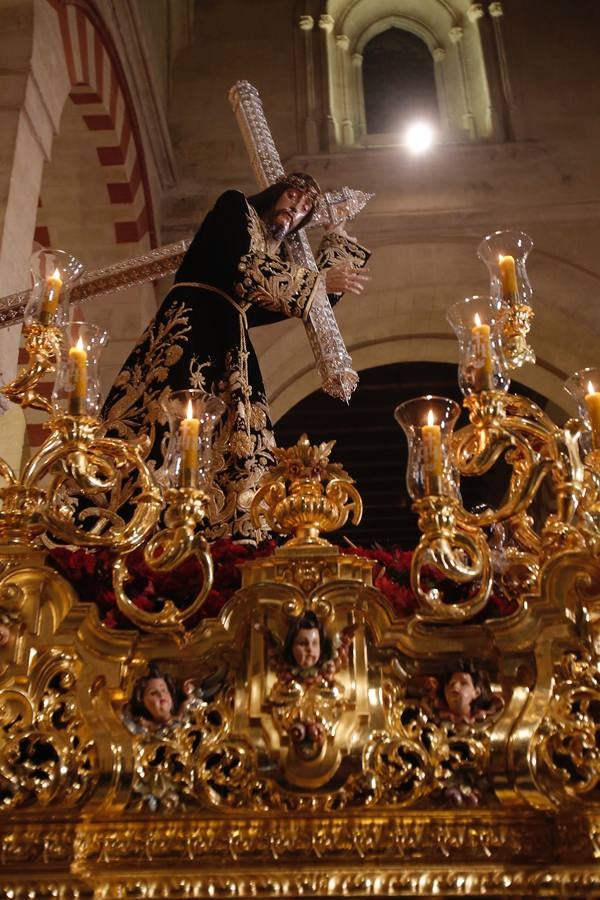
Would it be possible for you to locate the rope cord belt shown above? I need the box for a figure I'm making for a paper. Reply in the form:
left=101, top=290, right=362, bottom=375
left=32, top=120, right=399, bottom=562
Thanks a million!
left=167, top=281, right=252, bottom=442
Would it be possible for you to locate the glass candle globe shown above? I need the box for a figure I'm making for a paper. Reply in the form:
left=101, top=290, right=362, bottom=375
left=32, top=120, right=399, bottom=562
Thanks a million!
left=51, top=321, right=108, bottom=418
left=161, top=389, right=226, bottom=489
left=477, top=230, right=533, bottom=309
left=25, top=249, right=84, bottom=327
left=447, top=295, right=510, bottom=396
left=394, top=395, right=461, bottom=499
left=565, top=366, right=600, bottom=452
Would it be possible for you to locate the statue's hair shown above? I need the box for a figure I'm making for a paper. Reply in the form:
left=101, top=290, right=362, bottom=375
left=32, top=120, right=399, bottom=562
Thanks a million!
left=247, top=172, right=322, bottom=231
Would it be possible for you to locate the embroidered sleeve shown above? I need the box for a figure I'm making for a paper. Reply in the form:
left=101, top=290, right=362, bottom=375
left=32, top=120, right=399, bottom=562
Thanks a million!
left=237, top=252, right=321, bottom=321
left=315, top=232, right=371, bottom=271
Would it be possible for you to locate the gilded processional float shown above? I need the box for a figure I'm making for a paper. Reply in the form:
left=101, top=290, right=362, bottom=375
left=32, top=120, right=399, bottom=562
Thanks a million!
left=1, top=92, right=600, bottom=900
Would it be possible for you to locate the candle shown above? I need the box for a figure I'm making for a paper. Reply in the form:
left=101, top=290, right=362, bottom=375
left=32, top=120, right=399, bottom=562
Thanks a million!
left=40, top=268, right=63, bottom=325
left=68, top=336, right=87, bottom=415
left=180, top=399, right=200, bottom=486
left=585, top=380, right=600, bottom=449
left=422, top=409, right=443, bottom=492
left=498, top=254, right=518, bottom=297
left=471, top=312, right=493, bottom=390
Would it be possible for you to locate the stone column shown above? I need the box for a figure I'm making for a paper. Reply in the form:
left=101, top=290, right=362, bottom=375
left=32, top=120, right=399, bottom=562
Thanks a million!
left=0, top=0, right=69, bottom=472
left=299, top=15, right=319, bottom=153
left=432, top=47, right=450, bottom=134
left=351, top=52, right=367, bottom=144
left=467, top=2, right=507, bottom=140
left=335, top=33, right=354, bottom=145
left=489, top=1, right=517, bottom=140
left=449, top=25, right=476, bottom=137
left=318, top=14, right=338, bottom=148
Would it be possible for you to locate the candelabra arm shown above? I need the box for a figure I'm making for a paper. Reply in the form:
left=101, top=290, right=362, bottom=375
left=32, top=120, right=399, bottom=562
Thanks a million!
left=61, top=448, right=120, bottom=494
left=453, top=423, right=511, bottom=475
left=410, top=496, right=492, bottom=621
left=456, top=420, right=554, bottom=529
left=0, top=457, right=17, bottom=486
left=511, top=514, right=541, bottom=555
left=0, top=323, right=60, bottom=413
left=112, top=487, right=214, bottom=639
left=541, top=418, right=589, bottom=555
left=20, top=429, right=68, bottom=487
left=42, top=434, right=162, bottom=553
left=552, top=418, right=586, bottom=488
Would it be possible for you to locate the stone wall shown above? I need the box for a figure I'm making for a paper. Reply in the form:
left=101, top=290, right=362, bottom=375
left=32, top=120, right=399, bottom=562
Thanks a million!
left=0, top=0, right=599, bottom=464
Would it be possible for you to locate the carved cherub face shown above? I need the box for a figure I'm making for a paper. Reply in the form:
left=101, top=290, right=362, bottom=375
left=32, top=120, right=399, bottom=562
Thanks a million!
left=444, top=671, right=480, bottom=720
left=142, top=677, right=175, bottom=724
left=292, top=627, right=321, bottom=670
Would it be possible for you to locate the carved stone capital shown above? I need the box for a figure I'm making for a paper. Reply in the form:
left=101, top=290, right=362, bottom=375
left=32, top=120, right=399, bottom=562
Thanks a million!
left=318, top=14, right=334, bottom=33
left=351, top=52, right=363, bottom=67
left=467, top=3, right=484, bottom=23
left=336, top=33, right=350, bottom=51
left=433, top=47, right=446, bottom=62
left=449, top=26, right=464, bottom=44
left=489, top=1, right=503, bottom=16
left=298, top=15, right=314, bottom=31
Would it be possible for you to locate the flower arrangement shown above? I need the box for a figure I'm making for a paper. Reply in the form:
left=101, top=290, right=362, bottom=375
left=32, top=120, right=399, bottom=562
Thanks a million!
left=48, top=538, right=516, bottom=630
left=48, top=539, right=276, bottom=629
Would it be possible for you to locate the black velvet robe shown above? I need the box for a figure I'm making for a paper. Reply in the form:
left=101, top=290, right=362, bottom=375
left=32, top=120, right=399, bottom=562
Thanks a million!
left=102, top=190, right=369, bottom=541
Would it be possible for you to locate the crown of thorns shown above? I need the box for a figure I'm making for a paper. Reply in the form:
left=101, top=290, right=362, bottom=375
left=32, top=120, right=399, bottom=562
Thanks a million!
left=275, top=173, right=322, bottom=205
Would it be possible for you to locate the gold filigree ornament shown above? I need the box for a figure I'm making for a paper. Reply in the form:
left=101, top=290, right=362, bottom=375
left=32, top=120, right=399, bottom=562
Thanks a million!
left=0, top=651, right=97, bottom=810
left=0, top=314, right=163, bottom=558
left=112, top=485, right=214, bottom=639
left=1, top=321, right=62, bottom=415
left=533, top=651, right=600, bottom=805
left=251, top=433, right=362, bottom=546
left=410, top=494, right=493, bottom=621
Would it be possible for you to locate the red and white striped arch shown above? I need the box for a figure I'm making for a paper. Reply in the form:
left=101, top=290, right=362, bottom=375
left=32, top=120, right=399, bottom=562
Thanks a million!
left=26, top=0, right=158, bottom=452
left=35, top=0, right=156, bottom=250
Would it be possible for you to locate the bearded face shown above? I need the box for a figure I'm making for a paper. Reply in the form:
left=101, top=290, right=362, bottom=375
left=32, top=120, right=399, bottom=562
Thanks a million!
left=263, top=187, right=314, bottom=240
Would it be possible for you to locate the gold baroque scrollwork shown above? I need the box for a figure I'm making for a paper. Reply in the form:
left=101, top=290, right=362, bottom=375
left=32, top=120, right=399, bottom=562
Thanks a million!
left=0, top=653, right=97, bottom=810
left=113, top=486, right=213, bottom=638
left=534, top=652, right=600, bottom=803
left=127, top=685, right=252, bottom=811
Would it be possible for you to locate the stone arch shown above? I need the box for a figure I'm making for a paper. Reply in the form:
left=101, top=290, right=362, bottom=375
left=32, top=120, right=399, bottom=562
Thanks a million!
left=360, top=23, right=439, bottom=135
left=265, top=322, right=571, bottom=428
left=41, top=0, right=157, bottom=249
left=257, top=235, right=593, bottom=426
left=355, top=13, right=440, bottom=53
left=297, top=0, right=498, bottom=149
left=2, top=0, right=159, bottom=455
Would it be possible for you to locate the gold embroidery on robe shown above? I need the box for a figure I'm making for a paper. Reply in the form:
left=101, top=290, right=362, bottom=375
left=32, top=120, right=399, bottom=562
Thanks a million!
left=315, top=232, right=371, bottom=271
left=239, top=205, right=320, bottom=321
left=237, top=252, right=320, bottom=320
left=103, top=299, right=193, bottom=446
left=190, top=350, right=275, bottom=543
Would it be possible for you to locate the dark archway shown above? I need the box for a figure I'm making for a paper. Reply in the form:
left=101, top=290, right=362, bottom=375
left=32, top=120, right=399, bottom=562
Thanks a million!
left=363, top=27, right=438, bottom=134
left=275, top=362, right=552, bottom=549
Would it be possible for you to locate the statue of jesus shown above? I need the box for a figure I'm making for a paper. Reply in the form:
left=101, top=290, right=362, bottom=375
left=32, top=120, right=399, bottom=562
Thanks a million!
left=101, top=172, right=370, bottom=542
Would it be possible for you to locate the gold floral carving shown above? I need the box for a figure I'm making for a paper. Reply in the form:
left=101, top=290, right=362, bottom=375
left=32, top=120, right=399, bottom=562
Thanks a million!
left=533, top=651, right=600, bottom=804
left=1, top=441, right=600, bottom=893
